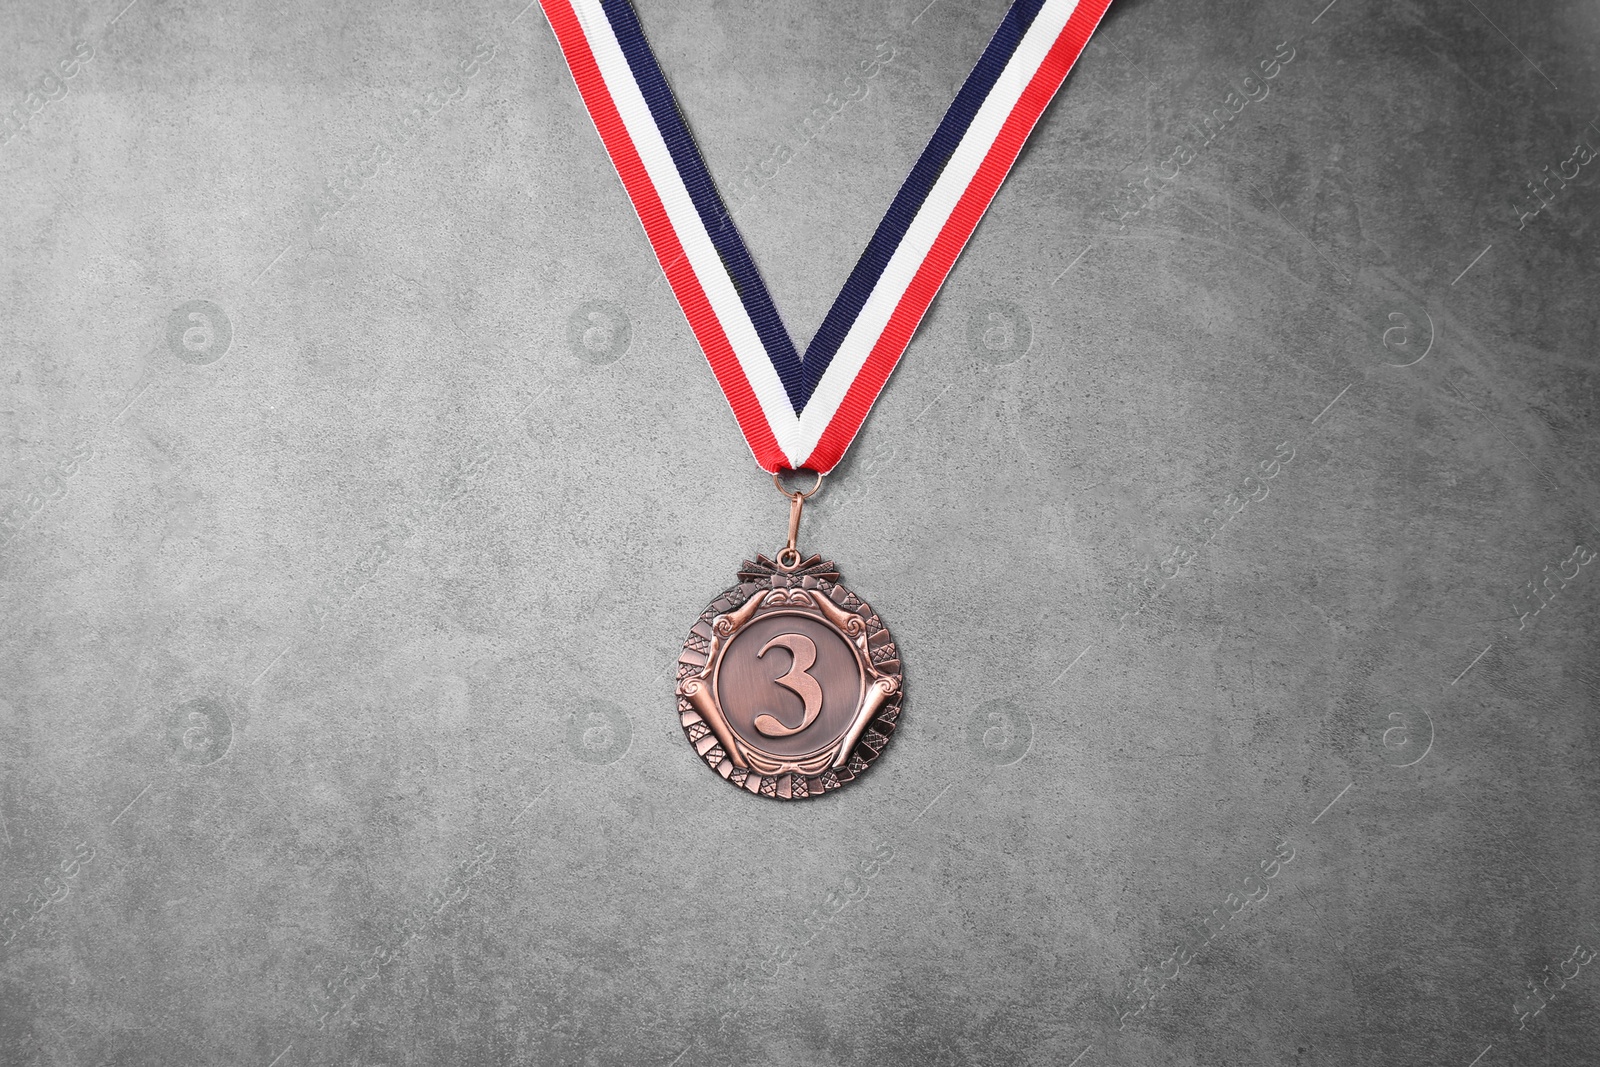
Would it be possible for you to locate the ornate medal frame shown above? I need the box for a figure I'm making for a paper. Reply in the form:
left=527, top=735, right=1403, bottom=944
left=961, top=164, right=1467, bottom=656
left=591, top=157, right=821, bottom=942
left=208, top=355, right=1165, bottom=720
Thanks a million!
left=675, top=554, right=904, bottom=800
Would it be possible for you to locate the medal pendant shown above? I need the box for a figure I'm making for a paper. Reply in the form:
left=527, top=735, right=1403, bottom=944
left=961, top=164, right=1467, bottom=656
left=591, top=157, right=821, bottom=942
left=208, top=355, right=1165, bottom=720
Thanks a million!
left=674, top=480, right=903, bottom=800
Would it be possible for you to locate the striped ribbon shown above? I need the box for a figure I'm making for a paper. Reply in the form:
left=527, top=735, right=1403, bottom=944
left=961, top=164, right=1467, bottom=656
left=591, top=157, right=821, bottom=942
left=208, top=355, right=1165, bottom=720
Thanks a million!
left=541, top=0, right=1114, bottom=472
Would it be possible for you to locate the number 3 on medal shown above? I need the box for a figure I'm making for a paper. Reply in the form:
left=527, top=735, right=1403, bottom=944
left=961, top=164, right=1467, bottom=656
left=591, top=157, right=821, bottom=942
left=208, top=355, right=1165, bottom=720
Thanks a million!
left=753, top=633, right=823, bottom=737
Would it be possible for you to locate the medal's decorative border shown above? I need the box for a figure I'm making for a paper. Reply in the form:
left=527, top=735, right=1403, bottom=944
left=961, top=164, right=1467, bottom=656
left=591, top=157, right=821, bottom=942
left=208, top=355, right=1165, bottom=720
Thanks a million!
left=675, top=554, right=903, bottom=801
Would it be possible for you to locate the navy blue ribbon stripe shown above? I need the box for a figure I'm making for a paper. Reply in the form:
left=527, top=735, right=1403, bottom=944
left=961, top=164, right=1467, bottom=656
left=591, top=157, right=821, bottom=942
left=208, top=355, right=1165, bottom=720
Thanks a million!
left=602, top=0, right=1044, bottom=412
left=602, top=0, right=807, bottom=409
left=801, top=0, right=1045, bottom=398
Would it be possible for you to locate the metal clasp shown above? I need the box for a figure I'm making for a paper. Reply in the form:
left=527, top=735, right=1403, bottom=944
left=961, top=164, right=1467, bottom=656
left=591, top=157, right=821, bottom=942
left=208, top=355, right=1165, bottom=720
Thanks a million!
left=772, top=470, right=824, bottom=569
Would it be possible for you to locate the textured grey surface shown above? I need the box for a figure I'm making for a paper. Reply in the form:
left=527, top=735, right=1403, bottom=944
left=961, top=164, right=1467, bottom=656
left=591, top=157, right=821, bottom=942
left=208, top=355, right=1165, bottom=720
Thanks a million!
left=2, top=0, right=1599, bottom=1064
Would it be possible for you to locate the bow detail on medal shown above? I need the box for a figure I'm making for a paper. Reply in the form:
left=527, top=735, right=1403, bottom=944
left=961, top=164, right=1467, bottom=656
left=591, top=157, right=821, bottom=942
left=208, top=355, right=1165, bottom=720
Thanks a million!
left=541, top=0, right=1114, bottom=472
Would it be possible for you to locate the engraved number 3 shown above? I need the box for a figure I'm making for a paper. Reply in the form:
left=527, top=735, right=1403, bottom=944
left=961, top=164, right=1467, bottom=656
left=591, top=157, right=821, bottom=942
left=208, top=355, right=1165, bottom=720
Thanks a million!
left=753, top=633, right=823, bottom=737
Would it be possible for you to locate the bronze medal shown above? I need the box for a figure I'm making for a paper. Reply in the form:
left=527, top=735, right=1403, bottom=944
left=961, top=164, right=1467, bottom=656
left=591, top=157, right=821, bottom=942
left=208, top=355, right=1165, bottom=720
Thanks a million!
left=674, top=476, right=903, bottom=799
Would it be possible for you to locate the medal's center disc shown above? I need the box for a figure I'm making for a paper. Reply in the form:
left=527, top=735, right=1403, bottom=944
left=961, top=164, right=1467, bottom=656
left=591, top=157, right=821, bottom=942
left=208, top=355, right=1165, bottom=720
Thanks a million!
left=715, top=611, right=865, bottom=759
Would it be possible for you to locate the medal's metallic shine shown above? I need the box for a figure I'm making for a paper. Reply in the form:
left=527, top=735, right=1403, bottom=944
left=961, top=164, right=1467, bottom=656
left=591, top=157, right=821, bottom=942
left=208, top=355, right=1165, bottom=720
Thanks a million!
left=674, top=480, right=903, bottom=799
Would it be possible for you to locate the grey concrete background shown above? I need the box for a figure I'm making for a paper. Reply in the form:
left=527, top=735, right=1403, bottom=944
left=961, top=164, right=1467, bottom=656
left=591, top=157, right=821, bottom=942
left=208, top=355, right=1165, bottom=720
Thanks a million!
left=2, top=0, right=1598, bottom=1063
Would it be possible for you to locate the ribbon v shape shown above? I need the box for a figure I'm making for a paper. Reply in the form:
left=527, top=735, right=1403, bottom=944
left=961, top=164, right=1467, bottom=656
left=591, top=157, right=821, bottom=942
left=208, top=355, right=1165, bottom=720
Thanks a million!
left=541, top=0, right=1114, bottom=472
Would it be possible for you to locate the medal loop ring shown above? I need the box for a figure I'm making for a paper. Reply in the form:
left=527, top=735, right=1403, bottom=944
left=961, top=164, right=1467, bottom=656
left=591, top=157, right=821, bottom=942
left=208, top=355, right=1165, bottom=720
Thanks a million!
left=773, top=471, right=823, bottom=570
left=772, top=469, right=824, bottom=500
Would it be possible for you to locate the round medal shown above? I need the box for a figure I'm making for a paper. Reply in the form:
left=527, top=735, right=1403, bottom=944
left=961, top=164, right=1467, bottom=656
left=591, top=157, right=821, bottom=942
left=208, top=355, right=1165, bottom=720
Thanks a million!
left=674, top=481, right=903, bottom=799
